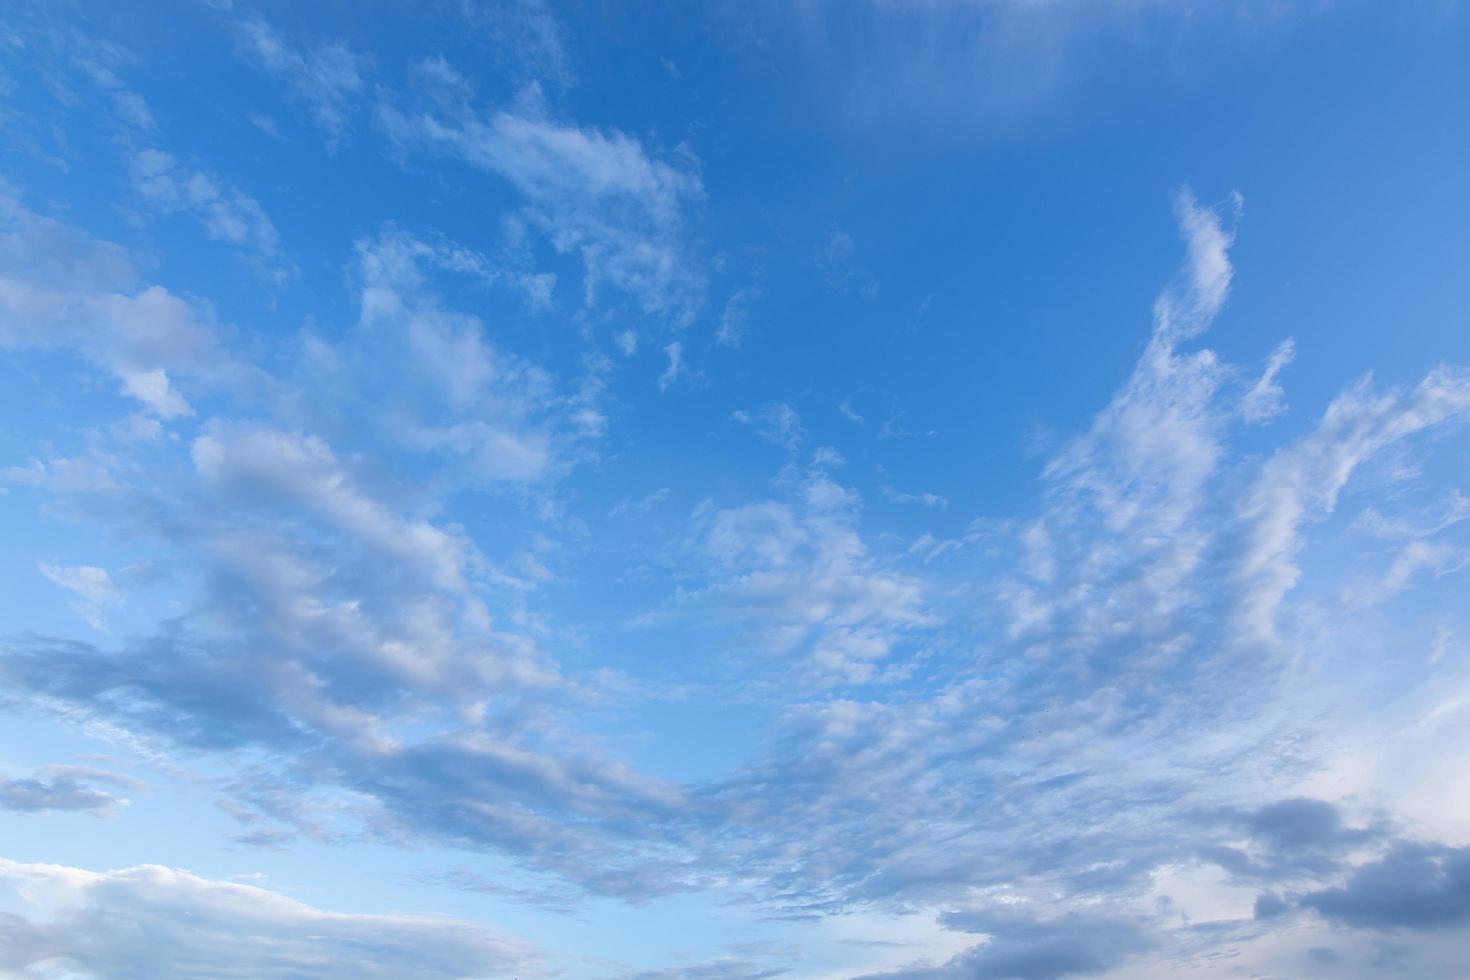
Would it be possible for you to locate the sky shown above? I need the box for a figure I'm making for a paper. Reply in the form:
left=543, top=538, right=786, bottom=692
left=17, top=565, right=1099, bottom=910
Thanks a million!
left=1, top=0, right=1469, bottom=977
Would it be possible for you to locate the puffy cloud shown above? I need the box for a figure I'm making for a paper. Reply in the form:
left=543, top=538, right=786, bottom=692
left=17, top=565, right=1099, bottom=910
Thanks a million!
left=1301, top=843, right=1470, bottom=932
left=0, top=857, right=541, bottom=978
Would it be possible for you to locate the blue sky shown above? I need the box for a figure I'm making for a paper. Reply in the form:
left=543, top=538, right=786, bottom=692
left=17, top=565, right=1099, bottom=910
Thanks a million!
left=2, top=1, right=1470, bottom=977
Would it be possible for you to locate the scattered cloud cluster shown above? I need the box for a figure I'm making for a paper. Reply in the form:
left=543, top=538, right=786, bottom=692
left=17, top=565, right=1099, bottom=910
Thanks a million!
left=0, top=3, right=1466, bottom=978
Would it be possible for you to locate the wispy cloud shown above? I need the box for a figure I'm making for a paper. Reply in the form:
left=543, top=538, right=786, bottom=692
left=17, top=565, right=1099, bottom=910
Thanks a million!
left=234, top=15, right=365, bottom=143
left=378, top=72, right=705, bottom=321
left=733, top=402, right=805, bottom=452
left=128, top=148, right=289, bottom=282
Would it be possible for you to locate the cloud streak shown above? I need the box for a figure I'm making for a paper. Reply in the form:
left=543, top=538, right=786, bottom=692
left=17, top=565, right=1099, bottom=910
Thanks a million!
left=0, top=858, right=541, bottom=978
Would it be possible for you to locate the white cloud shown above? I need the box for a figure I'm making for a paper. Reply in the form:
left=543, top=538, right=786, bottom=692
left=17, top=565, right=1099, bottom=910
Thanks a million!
left=691, top=462, right=931, bottom=682
left=1236, top=367, right=1470, bottom=642
left=659, top=340, right=686, bottom=390
left=1356, top=490, right=1470, bottom=539
left=235, top=16, right=365, bottom=142
left=1241, top=338, right=1296, bottom=424
left=344, top=228, right=567, bottom=481
left=378, top=83, right=705, bottom=320
left=453, top=0, right=574, bottom=87
left=717, top=287, right=757, bottom=348
left=192, top=424, right=470, bottom=591
left=129, top=148, right=287, bottom=280
left=0, top=198, right=237, bottom=416
left=39, top=563, right=118, bottom=631
left=0, top=858, right=541, bottom=978
left=733, top=402, right=804, bottom=451
left=883, top=489, right=949, bottom=509
left=38, top=564, right=115, bottom=606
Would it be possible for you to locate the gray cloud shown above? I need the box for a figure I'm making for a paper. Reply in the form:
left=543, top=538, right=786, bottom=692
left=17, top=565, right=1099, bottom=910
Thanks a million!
left=1200, top=797, right=1383, bottom=882
left=0, top=766, right=136, bottom=814
left=1301, top=843, right=1470, bottom=932
left=856, top=910, right=1151, bottom=980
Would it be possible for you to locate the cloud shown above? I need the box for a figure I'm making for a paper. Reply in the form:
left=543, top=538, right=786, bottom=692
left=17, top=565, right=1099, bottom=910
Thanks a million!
left=0, top=766, right=136, bottom=814
left=452, top=0, right=575, bottom=87
left=0, top=857, right=541, bottom=978
left=0, top=186, right=698, bottom=896
left=0, top=197, right=237, bottom=416
left=1200, top=797, right=1382, bottom=882
left=378, top=78, right=705, bottom=320
left=192, top=423, right=470, bottom=590
left=883, top=488, right=948, bottom=509
left=717, top=287, right=758, bottom=348
left=5, top=157, right=1470, bottom=980
left=0, top=398, right=685, bottom=895
left=733, top=402, right=804, bottom=451
left=234, top=16, right=365, bottom=142
left=1234, top=366, right=1470, bottom=642
left=38, top=564, right=116, bottom=606
left=1301, top=843, right=1470, bottom=932
left=764, top=1, right=1327, bottom=134
left=669, top=188, right=1470, bottom=955
left=856, top=909, right=1151, bottom=980
left=686, top=461, right=930, bottom=683
left=1240, top=338, right=1296, bottom=424
left=38, top=563, right=119, bottom=631
left=817, top=228, right=878, bottom=298
left=620, top=959, right=789, bottom=980
left=337, top=228, right=569, bottom=482
left=1356, top=490, right=1470, bottom=540
left=659, top=340, right=686, bottom=390
left=128, top=148, right=288, bottom=281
